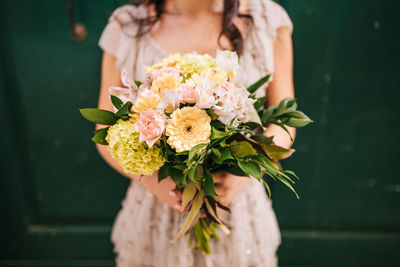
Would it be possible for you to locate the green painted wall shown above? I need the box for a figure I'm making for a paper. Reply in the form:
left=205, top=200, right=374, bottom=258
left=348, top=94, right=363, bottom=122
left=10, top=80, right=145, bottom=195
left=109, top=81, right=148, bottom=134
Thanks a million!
left=1, top=0, right=399, bottom=266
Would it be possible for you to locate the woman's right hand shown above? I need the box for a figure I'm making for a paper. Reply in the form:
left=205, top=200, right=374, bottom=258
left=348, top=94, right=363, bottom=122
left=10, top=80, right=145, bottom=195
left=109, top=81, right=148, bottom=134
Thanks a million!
left=139, top=173, right=183, bottom=213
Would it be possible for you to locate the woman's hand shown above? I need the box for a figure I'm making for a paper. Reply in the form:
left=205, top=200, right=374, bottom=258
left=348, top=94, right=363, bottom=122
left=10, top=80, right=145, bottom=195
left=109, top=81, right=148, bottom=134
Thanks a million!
left=213, top=171, right=252, bottom=206
left=139, top=173, right=183, bottom=212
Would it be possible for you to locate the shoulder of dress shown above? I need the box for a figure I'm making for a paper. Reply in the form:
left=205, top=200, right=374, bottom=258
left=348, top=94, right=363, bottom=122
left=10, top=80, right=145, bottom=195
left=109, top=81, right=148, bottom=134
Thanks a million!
left=109, top=4, right=148, bottom=23
left=248, top=0, right=293, bottom=36
left=106, top=4, right=148, bottom=36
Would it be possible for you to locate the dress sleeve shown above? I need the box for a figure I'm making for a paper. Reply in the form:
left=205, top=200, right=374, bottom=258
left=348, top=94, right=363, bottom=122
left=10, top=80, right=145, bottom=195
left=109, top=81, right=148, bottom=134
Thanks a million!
left=98, top=5, right=144, bottom=70
left=249, top=0, right=294, bottom=41
left=265, top=0, right=293, bottom=39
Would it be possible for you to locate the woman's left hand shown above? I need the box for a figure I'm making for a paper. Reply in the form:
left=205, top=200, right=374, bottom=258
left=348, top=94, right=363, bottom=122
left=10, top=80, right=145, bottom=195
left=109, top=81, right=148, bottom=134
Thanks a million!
left=213, top=171, right=252, bottom=206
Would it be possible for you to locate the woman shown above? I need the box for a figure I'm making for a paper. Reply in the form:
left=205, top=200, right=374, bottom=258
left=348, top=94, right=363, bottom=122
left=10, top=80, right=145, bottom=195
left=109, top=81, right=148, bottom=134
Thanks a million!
left=96, top=0, right=295, bottom=266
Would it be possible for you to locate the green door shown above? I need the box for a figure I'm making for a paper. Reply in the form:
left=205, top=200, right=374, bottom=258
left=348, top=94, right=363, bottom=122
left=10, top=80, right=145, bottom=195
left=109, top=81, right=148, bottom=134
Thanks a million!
left=1, top=0, right=399, bottom=266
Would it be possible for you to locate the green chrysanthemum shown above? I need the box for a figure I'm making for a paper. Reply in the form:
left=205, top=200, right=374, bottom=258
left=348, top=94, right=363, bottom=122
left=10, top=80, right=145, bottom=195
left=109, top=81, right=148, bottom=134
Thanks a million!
left=176, top=54, right=217, bottom=79
left=106, top=119, right=165, bottom=175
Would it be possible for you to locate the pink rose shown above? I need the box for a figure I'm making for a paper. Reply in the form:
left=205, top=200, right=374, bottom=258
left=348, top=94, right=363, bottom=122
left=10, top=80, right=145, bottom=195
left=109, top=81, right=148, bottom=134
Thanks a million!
left=178, top=84, right=199, bottom=104
left=151, top=67, right=180, bottom=80
left=134, top=108, right=165, bottom=147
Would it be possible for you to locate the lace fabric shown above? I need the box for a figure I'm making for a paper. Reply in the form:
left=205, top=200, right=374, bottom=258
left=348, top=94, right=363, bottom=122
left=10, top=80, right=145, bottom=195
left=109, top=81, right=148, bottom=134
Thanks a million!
left=98, top=1, right=293, bottom=266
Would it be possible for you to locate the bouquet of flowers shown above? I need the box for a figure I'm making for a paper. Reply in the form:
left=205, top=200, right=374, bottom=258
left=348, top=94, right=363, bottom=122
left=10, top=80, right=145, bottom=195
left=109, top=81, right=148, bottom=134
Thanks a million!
left=80, top=50, right=312, bottom=254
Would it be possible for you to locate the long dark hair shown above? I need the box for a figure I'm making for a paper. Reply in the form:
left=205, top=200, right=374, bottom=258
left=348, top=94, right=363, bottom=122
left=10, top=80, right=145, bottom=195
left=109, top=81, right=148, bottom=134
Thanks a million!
left=128, top=0, right=252, bottom=55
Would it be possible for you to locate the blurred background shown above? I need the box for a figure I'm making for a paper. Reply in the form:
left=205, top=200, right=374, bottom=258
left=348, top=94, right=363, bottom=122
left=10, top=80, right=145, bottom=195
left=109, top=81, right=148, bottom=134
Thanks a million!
left=1, top=0, right=399, bottom=266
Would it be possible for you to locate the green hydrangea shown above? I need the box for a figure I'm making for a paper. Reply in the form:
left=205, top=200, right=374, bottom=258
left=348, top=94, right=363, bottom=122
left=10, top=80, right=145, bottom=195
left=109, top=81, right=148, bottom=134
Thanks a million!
left=106, top=119, right=165, bottom=175
left=176, top=54, right=217, bottom=79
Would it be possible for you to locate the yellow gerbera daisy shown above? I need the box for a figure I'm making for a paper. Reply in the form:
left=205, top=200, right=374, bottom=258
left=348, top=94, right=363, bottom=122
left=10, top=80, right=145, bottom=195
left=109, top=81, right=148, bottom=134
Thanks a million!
left=166, top=106, right=211, bottom=152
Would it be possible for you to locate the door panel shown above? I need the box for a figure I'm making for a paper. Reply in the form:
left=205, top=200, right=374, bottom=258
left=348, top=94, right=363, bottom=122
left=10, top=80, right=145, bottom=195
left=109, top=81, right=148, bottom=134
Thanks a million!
left=1, top=0, right=399, bottom=266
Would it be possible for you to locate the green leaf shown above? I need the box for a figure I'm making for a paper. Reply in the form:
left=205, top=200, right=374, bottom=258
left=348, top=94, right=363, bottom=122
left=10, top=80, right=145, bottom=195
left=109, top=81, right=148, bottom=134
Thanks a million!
left=229, top=140, right=257, bottom=158
left=204, top=198, right=230, bottom=234
left=276, top=175, right=299, bottom=199
left=265, top=144, right=295, bottom=160
left=187, top=143, right=208, bottom=166
left=115, top=101, right=133, bottom=117
left=282, top=111, right=313, bottom=128
left=247, top=74, right=271, bottom=94
left=110, top=95, right=124, bottom=110
left=206, top=108, right=219, bottom=120
left=91, top=127, right=109, bottom=145
left=261, top=107, right=276, bottom=124
left=187, top=162, right=199, bottom=181
left=254, top=96, right=267, bottom=110
left=172, top=190, right=204, bottom=242
left=251, top=134, right=274, bottom=146
left=158, top=164, right=169, bottom=182
left=211, top=147, right=221, bottom=157
left=237, top=158, right=262, bottom=179
left=275, top=97, right=298, bottom=116
left=181, top=182, right=198, bottom=212
left=80, top=108, right=117, bottom=125
left=134, top=80, right=142, bottom=87
left=169, top=167, right=185, bottom=186
left=213, top=148, right=234, bottom=164
left=204, top=169, right=218, bottom=196
left=210, top=127, right=229, bottom=139
left=225, top=166, right=247, bottom=176
left=262, top=179, right=272, bottom=198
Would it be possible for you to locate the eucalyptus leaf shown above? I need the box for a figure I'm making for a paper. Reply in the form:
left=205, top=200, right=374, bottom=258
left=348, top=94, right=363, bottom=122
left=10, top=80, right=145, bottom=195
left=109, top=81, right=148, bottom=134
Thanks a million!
left=91, top=127, right=109, bottom=145
left=80, top=108, right=117, bottom=125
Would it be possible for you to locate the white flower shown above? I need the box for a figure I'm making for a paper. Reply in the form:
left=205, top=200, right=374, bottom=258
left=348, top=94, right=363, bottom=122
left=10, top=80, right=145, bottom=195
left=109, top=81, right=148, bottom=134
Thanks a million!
left=186, top=75, right=218, bottom=109
left=157, top=88, right=181, bottom=113
left=215, top=50, right=246, bottom=86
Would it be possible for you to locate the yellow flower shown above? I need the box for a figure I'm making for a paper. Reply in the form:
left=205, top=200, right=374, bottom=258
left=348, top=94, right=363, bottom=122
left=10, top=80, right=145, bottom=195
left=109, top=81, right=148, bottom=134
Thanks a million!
left=133, top=91, right=161, bottom=113
left=146, top=54, right=182, bottom=73
left=106, top=118, right=164, bottom=175
left=201, top=69, right=228, bottom=84
left=150, top=75, right=182, bottom=95
left=166, top=106, right=211, bottom=152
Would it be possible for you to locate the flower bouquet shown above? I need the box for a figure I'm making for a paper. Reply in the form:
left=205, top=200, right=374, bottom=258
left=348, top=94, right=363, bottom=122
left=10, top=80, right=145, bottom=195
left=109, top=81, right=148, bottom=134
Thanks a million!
left=80, top=50, right=312, bottom=254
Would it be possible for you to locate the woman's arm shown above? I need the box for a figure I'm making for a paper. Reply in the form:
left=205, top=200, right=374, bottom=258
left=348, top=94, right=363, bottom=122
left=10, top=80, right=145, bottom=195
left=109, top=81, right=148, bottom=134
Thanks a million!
left=214, top=26, right=295, bottom=204
left=96, top=51, right=182, bottom=211
left=263, top=26, right=296, bottom=149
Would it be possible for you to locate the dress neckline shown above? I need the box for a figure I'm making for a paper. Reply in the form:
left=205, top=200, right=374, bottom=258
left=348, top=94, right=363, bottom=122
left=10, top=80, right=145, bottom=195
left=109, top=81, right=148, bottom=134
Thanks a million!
left=142, top=5, right=252, bottom=58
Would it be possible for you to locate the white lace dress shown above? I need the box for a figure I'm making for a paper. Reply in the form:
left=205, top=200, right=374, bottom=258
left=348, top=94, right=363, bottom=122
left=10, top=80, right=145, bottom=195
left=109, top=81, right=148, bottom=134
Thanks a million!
left=98, top=1, right=293, bottom=266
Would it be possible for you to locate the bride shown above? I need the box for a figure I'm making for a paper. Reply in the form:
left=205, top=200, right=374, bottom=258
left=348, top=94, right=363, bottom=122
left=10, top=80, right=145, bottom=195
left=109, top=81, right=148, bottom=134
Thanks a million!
left=96, top=0, right=295, bottom=266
